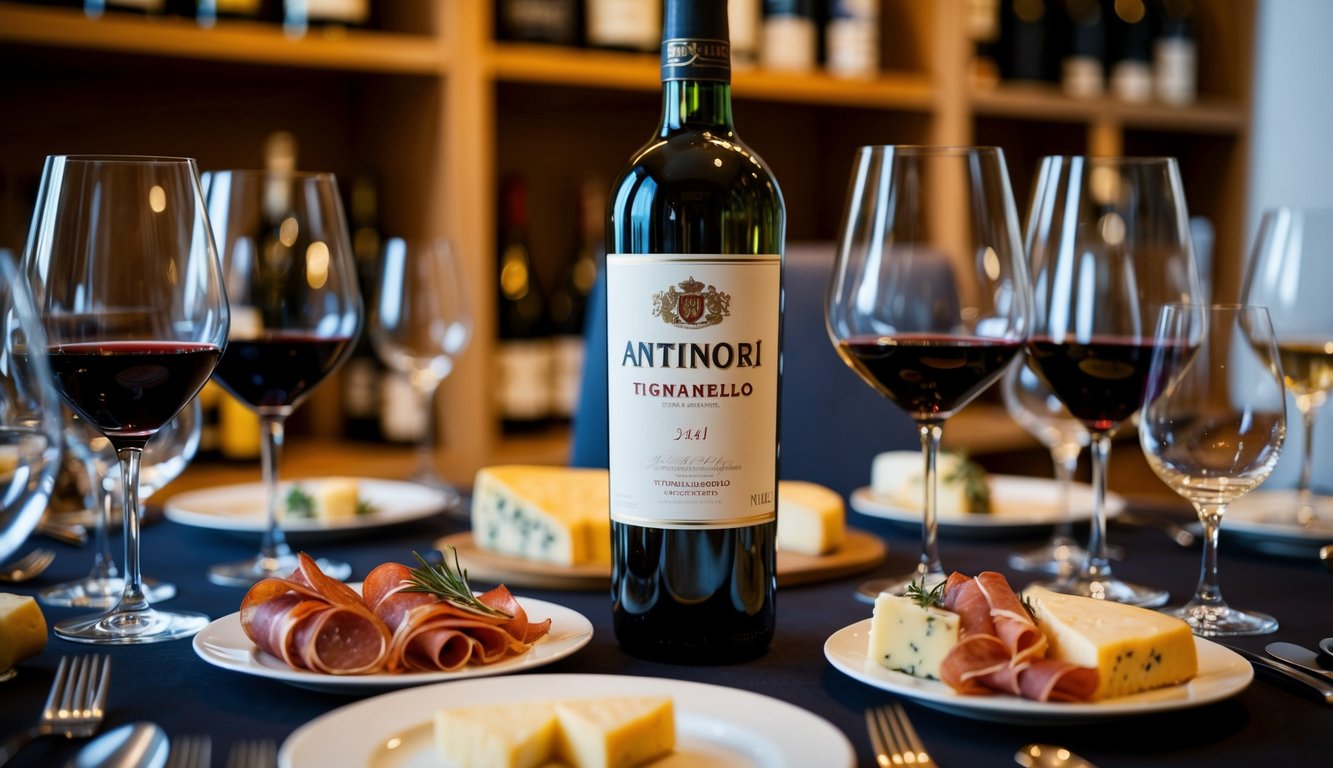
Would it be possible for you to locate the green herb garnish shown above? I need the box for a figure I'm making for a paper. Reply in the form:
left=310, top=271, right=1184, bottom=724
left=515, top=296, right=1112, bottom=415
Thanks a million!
left=356, top=499, right=375, bottom=516
left=944, top=452, right=991, bottom=514
left=285, top=486, right=316, bottom=518
left=905, top=578, right=946, bottom=609
left=402, top=548, right=512, bottom=619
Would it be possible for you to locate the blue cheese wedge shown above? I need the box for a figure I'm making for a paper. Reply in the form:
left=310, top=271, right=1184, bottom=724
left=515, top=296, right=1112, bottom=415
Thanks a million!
left=471, top=465, right=611, bottom=566
left=776, top=480, right=846, bottom=555
left=868, top=593, right=960, bottom=680
left=1021, top=586, right=1198, bottom=700
left=871, top=450, right=990, bottom=516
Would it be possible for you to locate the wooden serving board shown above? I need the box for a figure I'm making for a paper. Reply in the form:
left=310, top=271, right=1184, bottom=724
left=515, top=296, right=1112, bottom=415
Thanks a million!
left=435, top=528, right=887, bottom=591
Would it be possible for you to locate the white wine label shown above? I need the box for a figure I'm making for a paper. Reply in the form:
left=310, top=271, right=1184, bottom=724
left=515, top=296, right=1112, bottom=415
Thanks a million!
left=607, top=254, right=780, bottom=529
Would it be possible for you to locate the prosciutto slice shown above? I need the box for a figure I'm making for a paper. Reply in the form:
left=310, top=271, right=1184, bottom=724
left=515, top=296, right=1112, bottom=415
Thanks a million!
left=940, top=571, right=1098, bottom=702
left=361, top=562, right=552, bottom=672
left=239, top=553, right=391, bottom=675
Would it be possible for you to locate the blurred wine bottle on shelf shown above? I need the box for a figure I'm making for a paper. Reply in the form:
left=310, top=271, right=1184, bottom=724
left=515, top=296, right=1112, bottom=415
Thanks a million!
left=496, top=175, right=553, bottom=434
left=824, top=0, right=879, bottom=79
left=999, top=0, right=1056, bottom=84
left=730, top=0, right=761, bottom=67
left=585, top=0, right=659, bottom=52
left=966, top=0, right=1002, bottom=88
left=84, top=0, right=165, bottom=16
left=496, top=0, right=581, bottom=45
left=285, top=0, right=371, bottom=33
left=380, top=371, right=426, bottom=444
left=548, top=177, right=604, bottom=427
left=1153, top=0, right=1196, bottom=104
left=1109, top=0, right=1153, bottom=102
left=761, top=0, right=818, bottom=72
left=195, top=0, right=275, bottom=26
left=1061, top=0, right=1106, bottom=97
left=342, top=173, right=387, bottom=443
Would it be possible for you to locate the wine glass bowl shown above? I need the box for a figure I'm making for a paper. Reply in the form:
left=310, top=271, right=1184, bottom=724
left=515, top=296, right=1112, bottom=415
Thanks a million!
left=24, top=154, right=227, bottom=643
left=1024, top=155, right=1202, bottom=607
left=826, top=145, right=1031, bottom=597
left=1139, top=304, right=1285, bottom=635
left=203, top=168, right=361, bottom=587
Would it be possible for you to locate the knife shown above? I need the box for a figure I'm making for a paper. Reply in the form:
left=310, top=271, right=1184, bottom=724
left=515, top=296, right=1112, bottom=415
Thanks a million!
left=1266, top=642, right=1333, bottom=681
left=1224, top=644, right=1333, bottom=704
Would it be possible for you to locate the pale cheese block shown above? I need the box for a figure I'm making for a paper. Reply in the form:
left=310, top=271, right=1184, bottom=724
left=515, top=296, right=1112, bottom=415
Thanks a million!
left=310, top=478, right=360, bottom=521
left=870, top=450, right=990, bottom=516
left=554, top=697, right=675, bottom=768
left=471, top=466, right=611, bottom=566
left=1021, top=586, right=1198, bottom=700
left=434, top=700, right=558, bottom=768
left=776, top=480, right=845, bottom=555
left=0, top=593, right=47, bottom=673
left=867, top=593, right=960, bottom=680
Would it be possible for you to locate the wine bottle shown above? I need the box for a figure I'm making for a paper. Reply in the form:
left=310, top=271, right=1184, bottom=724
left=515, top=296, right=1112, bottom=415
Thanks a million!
left=496, top=175, right=553, bottom=433
left=548, top=177, right=603, bottom=426
left=998, top=0, right=1054, bottom=84
left=1061, top=0, right=1106, bottom=97
left=1152, top=0, right=1196, bottom=105
left=341, top=173, right=386, bottom=442
left=1109, top=0, right=1153, bottom=102
left=496, top=0, right=581, bottom=46
left=825, top=0, right=880, bottom=79
left=585, top=0, right=660, bottom=52
left=760, top=0, right=817, bottom=72
left=607, top=0, right=785, bottom=663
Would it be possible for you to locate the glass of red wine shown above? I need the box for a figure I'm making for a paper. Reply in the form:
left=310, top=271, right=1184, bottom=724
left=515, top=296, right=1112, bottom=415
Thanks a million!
left=826, top=145, right=1031, bottom=597
left=1024, top=156, right=1203, bottom=607
left=202, top=169, right=361, bottom=587
left=24, top=155, right=228, bottom=643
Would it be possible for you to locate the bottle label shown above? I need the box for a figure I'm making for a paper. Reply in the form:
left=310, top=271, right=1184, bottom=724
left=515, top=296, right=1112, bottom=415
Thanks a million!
left=607, top=254, right=780, bottom=529
left=662, top=38, right=731, bottom=82
left=497, top=339, right=553, bottom=420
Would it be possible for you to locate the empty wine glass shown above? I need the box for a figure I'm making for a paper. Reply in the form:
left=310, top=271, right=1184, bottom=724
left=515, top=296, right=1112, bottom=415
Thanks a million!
left=39, top=400, right=200, bottom=608
left=203, top=169, right=361, bottom=587
left=25, top=154, right=227, bottom=643
left=827, top=145, right=1031, bottom=597
left=1002, top=357, right=1091, bottom=575
left=370, top=237, right=473, bottom=509
left=0, top=250, right=63, bottom=575
left=1140, top=304, right=1285, bottom=635
left=1241, top=207, right=1333, bottom=526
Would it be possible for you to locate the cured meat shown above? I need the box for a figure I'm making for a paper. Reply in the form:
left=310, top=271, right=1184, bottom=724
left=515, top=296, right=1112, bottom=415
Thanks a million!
left=362, top=562, right=552, bottom=672
left=939, top=571, right=1097, bottom=702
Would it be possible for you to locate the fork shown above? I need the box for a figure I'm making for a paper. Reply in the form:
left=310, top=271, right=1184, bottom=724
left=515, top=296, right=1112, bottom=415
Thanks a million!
left=166, top=735, right=213, bottom=768
left=0, top=654, right=110, bottom=766
left=866, top=701, right=935, bottom=767
left=226, top=738, right=278, bottom=768
left=0, top=548, right=55, bottom=582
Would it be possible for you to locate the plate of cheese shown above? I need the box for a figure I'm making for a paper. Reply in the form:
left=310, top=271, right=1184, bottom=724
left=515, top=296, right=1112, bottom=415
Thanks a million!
left=164, top=477, right=451, bottom=538
left=437, top=465, right=887, bottom=590
left=848, top=451, right=1126, bottom=537
left=279, top=673, right=855, bottom=767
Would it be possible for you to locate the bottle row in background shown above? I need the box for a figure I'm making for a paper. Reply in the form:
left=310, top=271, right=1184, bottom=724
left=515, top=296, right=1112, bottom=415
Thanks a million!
left=969, top=0, right=1199, bottom=105
left=22, top=0, right=374, bottom=34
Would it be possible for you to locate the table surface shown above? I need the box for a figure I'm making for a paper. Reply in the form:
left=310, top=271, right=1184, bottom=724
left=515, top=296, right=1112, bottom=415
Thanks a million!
left=2, top=462, right=1330, bottom=768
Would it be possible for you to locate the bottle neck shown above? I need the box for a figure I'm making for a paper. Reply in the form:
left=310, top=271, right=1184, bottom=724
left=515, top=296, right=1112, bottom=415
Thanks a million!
left=660, top=79, right=733, bottom=133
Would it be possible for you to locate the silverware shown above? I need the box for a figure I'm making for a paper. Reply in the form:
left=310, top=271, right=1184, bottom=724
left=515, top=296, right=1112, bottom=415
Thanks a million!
left=1224, top=644, right=1333, bottom=704
left=0, top=548, right=55, bottom=582
left=165, top=734, right=212, bottom=768
left=226, top=738, right=277, bottom=768
left=65, top=722, right=168, bottom=768
left=37, top=520, right=88, bottom=547
left=866, top=701, right=935, bottom=767
left=1320, top=637, right=1333, bottom=660
left=0, top=654, right=111, bottom=766
left=1321, top=544, right=1332, bottom=571
left=1266, top=642, right=1333, bottom=680
left=1016, top=743, right=1100, bottom=768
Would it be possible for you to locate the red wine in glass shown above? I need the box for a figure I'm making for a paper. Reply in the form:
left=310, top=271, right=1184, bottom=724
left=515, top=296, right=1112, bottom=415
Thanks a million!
left=838, top=334, right=1023, bottom=419
left=1026, top=336, right=1162, bottom=433
left=212, top=332, right=354, bottom=408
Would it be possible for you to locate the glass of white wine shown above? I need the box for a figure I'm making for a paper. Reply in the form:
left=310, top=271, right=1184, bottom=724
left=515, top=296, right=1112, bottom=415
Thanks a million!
left=1140, top=304, right=1286, bottom=636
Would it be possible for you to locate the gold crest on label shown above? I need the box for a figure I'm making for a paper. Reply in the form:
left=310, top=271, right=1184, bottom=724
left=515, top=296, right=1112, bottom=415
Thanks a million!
left=652, top=277, right=730, bottom=328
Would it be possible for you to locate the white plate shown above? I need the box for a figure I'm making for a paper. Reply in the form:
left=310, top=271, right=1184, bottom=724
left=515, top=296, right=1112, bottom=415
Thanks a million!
left=279, top=673, right=855, bottom=768
left=165, top=478, right=450, bottom=538
left=824, top=618, right=1252, bottom=725
left=849, top=475, right=1126, bottom=537
left=192, top=596, right=594, bottom=694
left=1220, top=490, right=1333, bottom=556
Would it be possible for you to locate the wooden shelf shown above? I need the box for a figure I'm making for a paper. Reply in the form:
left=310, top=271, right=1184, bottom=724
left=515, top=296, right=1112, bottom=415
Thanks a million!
left=969, top=84, right=1248, bottom=134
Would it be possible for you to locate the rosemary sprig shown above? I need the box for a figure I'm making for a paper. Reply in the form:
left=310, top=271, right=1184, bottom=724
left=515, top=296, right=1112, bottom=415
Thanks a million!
left=904, top=578, right=946, bottom=609
left=401, top=548, right=513, bottom=619
left=944, top=451, right=991, bottom=514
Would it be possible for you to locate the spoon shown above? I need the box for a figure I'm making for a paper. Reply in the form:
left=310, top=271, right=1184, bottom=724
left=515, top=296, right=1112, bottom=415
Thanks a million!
left=1320, top=637, right=1333, bottom=661
left=64, top=722, right=169, bottom=768
left=1015, top=743, right=1100, bottom=768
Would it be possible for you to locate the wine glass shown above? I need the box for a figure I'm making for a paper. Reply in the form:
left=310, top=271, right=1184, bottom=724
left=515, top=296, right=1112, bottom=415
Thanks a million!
left=1025, top=155, right=1202, bottom=607
left=826, top=145, right=1031, bottom=596
left=39, top=400, right=200, bottom=608
left=24, top=155, right=227, bottom=643
left=1001, top=357, right=1091, bottom=575
left=1240, top=207, right=1333, bottom=526
left=370, top=236, right=473, bottom=509
left=0, top=250, right=63, bottom=574
left=1140, top=304, right=1285, bottom=635
left=202, top=169, right=361, bottom=587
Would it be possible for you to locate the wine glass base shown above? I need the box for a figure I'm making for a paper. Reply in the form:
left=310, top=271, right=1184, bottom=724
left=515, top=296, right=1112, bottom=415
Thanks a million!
left=38, top=576, right=176, bottom=609
left=1165, top=603, right=1279, bottom=637
left=1008, top=541, right=1089, bottom=575
left=207, top=553, right=351, bottom=587
left=54, top=606, right=210, bottom=644
left=854, top=570, right=948, bottom=604
left=1028, top=574, right=1170, bottom=608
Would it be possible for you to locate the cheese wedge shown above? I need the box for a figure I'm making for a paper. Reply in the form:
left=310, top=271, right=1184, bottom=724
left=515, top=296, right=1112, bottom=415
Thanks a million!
left=471, top=465, right=611, bottom=566
left=554, top=697, right=675, bottom=768
left=0, top=593, right=47, bottom=673
left=867, top=592, right=960, bottom=680
left=434, top=700, right=558, bottom=768
left=871, top=450, right=990, bottom=516
left=1022, top=586, right=1198, bottom=700
left=776, top=480, right=846, bottom=555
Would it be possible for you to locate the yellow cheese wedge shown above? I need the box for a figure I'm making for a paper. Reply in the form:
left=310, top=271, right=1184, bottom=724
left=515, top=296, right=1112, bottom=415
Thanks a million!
left=554, top=697, right=675, bottom=768
left=867, top=593, right=960, bottom=680
left=0, top=593, right=47, bottom=673
left=1022, top=586, right=1198, bottom=700
left=776, top=480, right=846, bottom=555
left=434, top=700, right=558, bottom=768
left=471, top=466, right=611, bottom=566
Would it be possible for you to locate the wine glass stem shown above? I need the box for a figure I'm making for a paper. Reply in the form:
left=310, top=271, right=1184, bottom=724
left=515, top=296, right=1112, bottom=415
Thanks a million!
left=114, top=447, right=149, bottom=612
left=1050, top=441, right=1080, bottom=544
left=918, top=421, right=945, bottom=582
left=1192, top=502, right=1227, bottom=606
left=1297, top=402, right=1319, bottom=521
left=259, top=414, right=291, bottom=561
left=414, top=380, right=438, bottom=480
left=1084, top=431, right=1114, bottom=578
left=88, top=470, right=117, bottom=581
